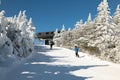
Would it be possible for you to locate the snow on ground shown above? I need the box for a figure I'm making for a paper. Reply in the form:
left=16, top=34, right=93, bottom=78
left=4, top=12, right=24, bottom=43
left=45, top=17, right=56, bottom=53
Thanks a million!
left=1, top=45, right=120, bottom=80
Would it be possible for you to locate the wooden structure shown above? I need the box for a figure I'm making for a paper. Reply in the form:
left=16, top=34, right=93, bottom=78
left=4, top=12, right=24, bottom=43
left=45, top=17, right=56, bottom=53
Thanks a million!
left=35, top=31, right=55, bottom=45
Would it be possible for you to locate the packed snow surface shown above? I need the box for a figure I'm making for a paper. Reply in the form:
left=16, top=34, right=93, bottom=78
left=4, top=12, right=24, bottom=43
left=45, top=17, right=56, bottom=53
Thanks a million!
left=1, top=45, right=120, bottom=80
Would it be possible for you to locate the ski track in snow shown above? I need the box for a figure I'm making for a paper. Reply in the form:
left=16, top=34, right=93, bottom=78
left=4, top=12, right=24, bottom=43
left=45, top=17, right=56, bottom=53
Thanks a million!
left=1, top=45, right=120, bottom=80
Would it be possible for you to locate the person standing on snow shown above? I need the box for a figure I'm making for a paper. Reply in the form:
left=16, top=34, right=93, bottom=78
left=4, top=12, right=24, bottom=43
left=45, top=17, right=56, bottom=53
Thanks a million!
left=74, top=46, right=79, bottom=57
left=49, top=40, right=54, bottom=49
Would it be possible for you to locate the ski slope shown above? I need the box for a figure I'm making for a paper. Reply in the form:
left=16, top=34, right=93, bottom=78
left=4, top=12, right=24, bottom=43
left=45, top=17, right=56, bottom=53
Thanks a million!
left=1, top=45, right=120, bottom=80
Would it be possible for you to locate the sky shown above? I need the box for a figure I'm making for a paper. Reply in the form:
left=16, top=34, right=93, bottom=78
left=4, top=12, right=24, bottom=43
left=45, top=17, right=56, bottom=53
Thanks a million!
left=0, top=0, right=119, bottom=33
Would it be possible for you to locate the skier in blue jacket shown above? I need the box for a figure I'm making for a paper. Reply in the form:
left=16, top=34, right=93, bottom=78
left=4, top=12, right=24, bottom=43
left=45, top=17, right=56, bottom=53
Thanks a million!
left=74, top=46, right=79, bottom=57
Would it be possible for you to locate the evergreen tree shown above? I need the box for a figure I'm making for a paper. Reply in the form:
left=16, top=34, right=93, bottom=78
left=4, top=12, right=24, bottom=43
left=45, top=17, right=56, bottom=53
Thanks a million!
left=53, top=0, right=120, bottom=63
left=95, top=0, right=111, bottom=24
left=61, top=24, right=66, bottom=32
left=75, top=19, right=83, bottom=29
left=113, top=4, right=120, bottom=27
left=0, top=10, right=35, bottom=61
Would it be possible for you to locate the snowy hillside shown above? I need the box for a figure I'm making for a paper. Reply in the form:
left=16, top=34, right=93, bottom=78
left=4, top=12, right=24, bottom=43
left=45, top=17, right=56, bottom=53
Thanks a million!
left=53, top=0, right=120, bottom=63
left=1, top=45, right=120, bottom=80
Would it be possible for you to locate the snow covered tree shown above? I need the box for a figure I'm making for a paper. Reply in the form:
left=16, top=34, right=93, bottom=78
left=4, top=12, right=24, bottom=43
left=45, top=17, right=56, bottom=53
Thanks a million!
left=27, top=18, right=35, bottom=40
left=95, top=0, right=112, bottom=24
left=113, top=4, right=120, bottom=28
left=0, top=10, right=35, bottom=62
left=75, top=19, right=83, bottom=29
left=58, top=24, right=66, bottom=46
left=53, top=26, right=73, bottom=47
left=85, top=13, right=94, bottom=28
left=53, top=0, right=120, bottom=63
left=54, top=28, right=59, bottom=37
left=61, top=24, right=66, bottom=32
left=53, top=28, right=58, bottom=46
left=68, top=28, right=71, bottom=31
left=0, top=10, right=13, bottom=61
left=84, top=0, right=120, bottom=61
left=11, top=11, right=35, bottom=58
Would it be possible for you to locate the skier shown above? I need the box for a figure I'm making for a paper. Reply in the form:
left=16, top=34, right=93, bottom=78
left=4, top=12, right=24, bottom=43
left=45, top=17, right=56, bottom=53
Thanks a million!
left=74, top=46, right=79, bottom=57
left=49, top=40, right=54, bottom=49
